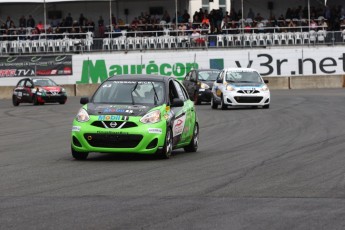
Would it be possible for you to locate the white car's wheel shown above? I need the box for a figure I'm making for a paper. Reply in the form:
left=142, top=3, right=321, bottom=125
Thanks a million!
left=220, top=95, right=227, bottom=110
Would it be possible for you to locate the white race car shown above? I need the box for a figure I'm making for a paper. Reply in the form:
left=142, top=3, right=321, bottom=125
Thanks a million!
left=211, top=68, right=270, bottom=110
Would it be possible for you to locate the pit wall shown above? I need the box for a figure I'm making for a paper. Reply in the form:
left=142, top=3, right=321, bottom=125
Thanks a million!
left=1, top=76, right=344, bottom=99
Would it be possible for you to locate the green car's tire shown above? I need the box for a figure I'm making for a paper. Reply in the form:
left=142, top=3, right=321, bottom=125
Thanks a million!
left=157, top=128, right=173, bottom=159
left=184, top=123, right=199, bottom=152
left=71, top=146, right=89, bottom=160
left=12, top=96, right=19, bottom=106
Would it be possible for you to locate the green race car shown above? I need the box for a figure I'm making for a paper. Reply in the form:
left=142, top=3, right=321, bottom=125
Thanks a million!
left=71, top=74, right=199, bottom=160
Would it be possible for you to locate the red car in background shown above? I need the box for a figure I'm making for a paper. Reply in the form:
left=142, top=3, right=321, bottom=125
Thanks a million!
left=12, top=77, right=67, bottom=106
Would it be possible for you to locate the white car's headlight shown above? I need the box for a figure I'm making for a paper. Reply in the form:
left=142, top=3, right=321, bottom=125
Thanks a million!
left=261, top=85, right=269, bottom=91
left=76, top=108, right=90, bottom=122
left=226, top=85, right=235, bottom=91
left=200, top=82, right=210, bottom=89
left=140, top=110, right=161, bottom=124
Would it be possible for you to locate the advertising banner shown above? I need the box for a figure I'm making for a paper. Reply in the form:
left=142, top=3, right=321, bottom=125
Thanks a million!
left=0, top=55, right=72, bottom=78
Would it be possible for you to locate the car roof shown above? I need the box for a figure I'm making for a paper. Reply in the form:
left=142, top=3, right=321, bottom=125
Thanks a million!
left=195, top=69, right=221, bottom=72
left=222, top=68, right=258, bottom=72
left=107, top=74, right=173, bottom=82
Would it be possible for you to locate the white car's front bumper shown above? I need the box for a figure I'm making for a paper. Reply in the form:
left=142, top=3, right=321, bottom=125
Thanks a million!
left=222, top=90, right=270, bottom=106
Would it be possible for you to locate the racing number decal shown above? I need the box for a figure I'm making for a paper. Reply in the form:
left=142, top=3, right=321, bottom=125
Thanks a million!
left=173, top=114, right=186, bottom=137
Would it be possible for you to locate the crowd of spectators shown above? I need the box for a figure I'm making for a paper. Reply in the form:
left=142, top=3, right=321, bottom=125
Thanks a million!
left=0, top=3, right=344, bottom=41
left=0, top=13, right=95, bottom=41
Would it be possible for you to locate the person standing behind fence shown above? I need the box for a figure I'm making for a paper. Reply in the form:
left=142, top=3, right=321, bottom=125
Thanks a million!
left=27, top=15, right=35, bottom=28
left=98, top=16, right=104, bottom=37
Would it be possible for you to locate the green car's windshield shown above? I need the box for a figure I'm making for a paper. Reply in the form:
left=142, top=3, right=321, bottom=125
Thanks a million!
left=225, top=71, right=263, bottom=83
left=92, top=80, right=165, bottom=105
left=32, top=79, right=57, bottom=86
left=198, top=70, right=220, bottom=81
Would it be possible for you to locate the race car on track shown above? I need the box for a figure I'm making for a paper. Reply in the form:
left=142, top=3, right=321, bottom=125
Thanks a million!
left=71, top=74, right=199, bottom=160
left=211, top=68, right=270, bottom=110
left=182, top=69, right=221, bottom=105
left=12, top=77, right=67, bottom=106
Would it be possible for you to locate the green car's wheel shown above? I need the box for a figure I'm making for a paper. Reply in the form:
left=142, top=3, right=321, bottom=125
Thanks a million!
left=71, top=146, right=89, bottom=160
left=158, top=128, right=173, bottom=159
left=184, top=123, right=199, bottom=152
left=33, top=95, right=39, bottom=106
left=220, top=95, right=227, bottom=110
left=12, top=96, right=19, bottom=106
left=59, top=100, right=66, bottom=105
left=211, top=96, right=218, bottom=109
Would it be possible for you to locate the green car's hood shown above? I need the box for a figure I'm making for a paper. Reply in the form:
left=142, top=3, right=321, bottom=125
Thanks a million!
left=86, top=103, right=157, bottom=116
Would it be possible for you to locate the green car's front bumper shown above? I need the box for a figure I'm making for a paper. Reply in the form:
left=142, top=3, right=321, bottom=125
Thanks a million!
left=71, top=116, right=167, bottom=154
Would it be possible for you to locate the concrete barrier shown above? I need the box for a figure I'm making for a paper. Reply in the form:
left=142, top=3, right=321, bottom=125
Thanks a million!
left=61, top=84, right=76, bottom=97
left=290, top=75, right=345, bottom=89
left=0, top=86, right=14, bottom=99
left=0, top=76, right=344, bottom=99
left=263, top=77, right=290, bottom=90
left=75, top=83, right=100, bottom=97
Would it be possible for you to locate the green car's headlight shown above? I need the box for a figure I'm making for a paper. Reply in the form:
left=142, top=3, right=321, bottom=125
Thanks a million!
left=140, top=110, right=161, bottom=124
left=76, top=108, right=90, bottom=122
left=61, top=88, right=66, bottom=93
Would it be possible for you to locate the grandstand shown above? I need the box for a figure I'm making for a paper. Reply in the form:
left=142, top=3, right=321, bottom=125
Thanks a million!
left=0, top=0, right=344, bottom=54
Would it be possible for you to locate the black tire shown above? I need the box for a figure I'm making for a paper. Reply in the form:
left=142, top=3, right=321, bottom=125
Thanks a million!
left=157, top=128, right=173, bottom=159
left=211, top=96, right=218, bottom=109
left=263, top=104, right=270, bottom=109
left=220, top=95, right=227, bottom=110
left=184, top=123, right=199, bottom=152
left=71, top=146, right=89, bottom=160
left=59, top=101, right=66, bottom=105
left=194, top=92, right=201, bottom=105
left=12, top=96, right=19, bottom=106
left=33, top=95, right=39, bottom=106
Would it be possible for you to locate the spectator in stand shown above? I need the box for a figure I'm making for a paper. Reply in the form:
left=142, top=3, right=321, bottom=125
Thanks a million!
left=318, top=19, right=328, bottom=30
left=190, top=28, right=201, bottom=45
left=65, top=13, right=73, bottom=27
left=112, top=24, right=122, bottom=37
left=19, top=15, right=26, bottom=28
left=27, top=15, right=35, bottom=28
left=36, top=21, right=44, bottom=33
left=254, top=13, right=263, bottom=22
left=162, top=10, right=171, bottom=23
left=247, top=8, right=255, bottom=19
left=193, top=11, right=201, bottom=23
left=98, top=16, right=105, bottom=37
left=6, top=16, right=13, bottom=28
left=18, top=27, right=26, bottom=40
left=111, top=13, right=117, bottom=26
left=79, top=13, right=86, bottom=27
left=182, top=9, right=190, bottom=23
left=310, top=19, right=318, bottom=30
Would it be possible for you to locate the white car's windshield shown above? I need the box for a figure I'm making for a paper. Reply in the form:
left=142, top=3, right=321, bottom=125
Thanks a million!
left=92, top=80, right=165, bottom=105
left=226, top=71, right=263, bottom=83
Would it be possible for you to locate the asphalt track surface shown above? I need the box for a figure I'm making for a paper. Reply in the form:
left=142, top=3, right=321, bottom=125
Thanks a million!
left=1, top=89, right=345, bottom=230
